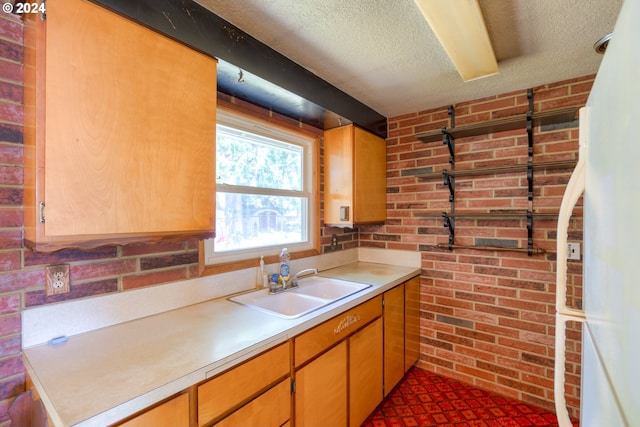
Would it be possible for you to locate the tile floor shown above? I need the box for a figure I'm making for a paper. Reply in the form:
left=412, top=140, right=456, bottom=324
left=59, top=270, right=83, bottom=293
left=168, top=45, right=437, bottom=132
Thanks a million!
left=361, top=366, right=579, bottom=427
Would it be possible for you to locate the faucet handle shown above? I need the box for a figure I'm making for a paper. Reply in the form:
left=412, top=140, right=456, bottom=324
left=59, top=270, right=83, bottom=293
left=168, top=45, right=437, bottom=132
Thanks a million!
left=295, top=268, right=318, bottom=280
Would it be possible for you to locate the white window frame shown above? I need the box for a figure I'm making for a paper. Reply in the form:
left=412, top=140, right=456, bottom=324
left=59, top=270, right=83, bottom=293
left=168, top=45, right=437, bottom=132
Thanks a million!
left=204, top=109, right=317, bottom=265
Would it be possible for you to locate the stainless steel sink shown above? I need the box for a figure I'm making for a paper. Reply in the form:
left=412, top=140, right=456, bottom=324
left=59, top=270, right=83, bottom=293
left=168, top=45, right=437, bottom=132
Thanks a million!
left=228, top=276, right=371, bottom=319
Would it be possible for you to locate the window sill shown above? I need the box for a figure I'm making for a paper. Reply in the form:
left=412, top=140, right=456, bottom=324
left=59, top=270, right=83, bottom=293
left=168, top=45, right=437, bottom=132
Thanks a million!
left=198, top=242, right=320, bottom=276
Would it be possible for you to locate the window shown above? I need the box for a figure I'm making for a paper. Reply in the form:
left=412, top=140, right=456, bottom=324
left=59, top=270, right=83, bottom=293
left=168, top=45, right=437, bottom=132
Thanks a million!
left=204, top=110, right=317, bottom=265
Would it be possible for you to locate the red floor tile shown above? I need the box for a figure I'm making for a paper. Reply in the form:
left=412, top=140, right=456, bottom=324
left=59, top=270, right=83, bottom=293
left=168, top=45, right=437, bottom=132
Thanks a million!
left=362, top=367, right=579, bottom=427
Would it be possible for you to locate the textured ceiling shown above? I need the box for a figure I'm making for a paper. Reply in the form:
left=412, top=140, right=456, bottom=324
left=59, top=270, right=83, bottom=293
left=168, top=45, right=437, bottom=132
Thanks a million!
left=195, top=0, right=623, bottom=118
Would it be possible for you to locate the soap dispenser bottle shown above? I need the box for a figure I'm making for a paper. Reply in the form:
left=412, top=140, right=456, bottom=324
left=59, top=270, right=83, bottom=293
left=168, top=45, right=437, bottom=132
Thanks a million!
left=258, top=256, right=268, bottom=289
left=279, top=248, right=291, bottom=285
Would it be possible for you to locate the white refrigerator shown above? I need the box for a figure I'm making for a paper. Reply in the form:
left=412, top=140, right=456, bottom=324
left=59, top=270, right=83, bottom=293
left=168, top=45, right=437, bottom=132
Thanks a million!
left=555, top=0, right=640, bottom=426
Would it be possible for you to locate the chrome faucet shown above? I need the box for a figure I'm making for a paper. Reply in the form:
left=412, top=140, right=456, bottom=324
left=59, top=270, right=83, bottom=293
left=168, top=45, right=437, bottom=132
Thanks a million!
left=294, top=268, right=318, bottom=284
left=270, top=268, right=318, bottom=294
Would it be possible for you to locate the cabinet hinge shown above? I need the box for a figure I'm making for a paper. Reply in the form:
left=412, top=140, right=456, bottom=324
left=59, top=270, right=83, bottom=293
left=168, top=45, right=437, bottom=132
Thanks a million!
left=290, top=378, right=296, bottom=394
left=39, top=202, right=45, bottom=224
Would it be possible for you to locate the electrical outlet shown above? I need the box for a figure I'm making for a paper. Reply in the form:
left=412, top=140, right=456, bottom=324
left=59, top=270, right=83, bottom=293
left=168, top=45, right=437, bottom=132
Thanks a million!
left=567, top=242, right=581, bottom=260
left=45, top=264, right=70, bottom=295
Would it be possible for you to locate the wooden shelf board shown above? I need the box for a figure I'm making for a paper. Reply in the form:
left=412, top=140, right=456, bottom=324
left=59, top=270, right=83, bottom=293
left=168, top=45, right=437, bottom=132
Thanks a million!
left=416, top=160, right=577, bottom=180
left=415, top=107, right=579, bottom=143
left=434, top=243, right=547, bottom=254
left=414, top=211, right=562, bottom=220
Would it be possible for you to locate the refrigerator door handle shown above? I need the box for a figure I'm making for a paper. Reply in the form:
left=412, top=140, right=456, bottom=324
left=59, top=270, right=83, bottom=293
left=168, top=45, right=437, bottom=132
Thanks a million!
left=554, top=107, right=587, bottom=427
left=554, top=313, right=584, bottom=427
left=555, top=107, right=587, bottom=319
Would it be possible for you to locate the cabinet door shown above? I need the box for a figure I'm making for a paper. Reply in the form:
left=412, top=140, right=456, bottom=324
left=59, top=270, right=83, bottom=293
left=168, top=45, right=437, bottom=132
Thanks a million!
left=323, top=125, right=386, bottom=227
left=353, top=126, right=387, bottom=224
left=405, top=276, right=421, bottom=370
left=118, top=392, right=189, bottom=427
left=23, top=0, right=217, bottom=251
left=323, top=126, right=354, bottom=226
left=349, top=318, right=383, bottom=427
left=198, top=343, right=289, bottom=426
left=295, top=341, right=347, bottom=427
left=214, top=379, right=290, bottom=427
left=384, top=284, right=405, bottom=396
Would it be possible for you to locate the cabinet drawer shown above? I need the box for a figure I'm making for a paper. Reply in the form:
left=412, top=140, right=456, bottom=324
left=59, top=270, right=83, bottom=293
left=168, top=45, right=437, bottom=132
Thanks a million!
left=198, top=342, right=290, bottom=426
left=214, top=379, right=290, bottom=427
left=118, top=392, right=189, bottom=427
left=294, top=296, right=382, bottom=367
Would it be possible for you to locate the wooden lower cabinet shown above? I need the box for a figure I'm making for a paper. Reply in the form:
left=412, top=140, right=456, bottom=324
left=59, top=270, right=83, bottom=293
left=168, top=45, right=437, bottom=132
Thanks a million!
left=349, top=318, right=383, bottom=427
left=214, top=379, right=290, bottom=427
left=118, top=392, right=190, bottom=427
left=383, top=284, right=405, bottom=396
left=198, top=342, right=290, bottom=426
left=294, top=297, right=384, bottom=427
left=295, top=341, right=348, bottom=427
left=384, top=276, right=422, bottom=396
left=405, top=276, right=421, bottom=370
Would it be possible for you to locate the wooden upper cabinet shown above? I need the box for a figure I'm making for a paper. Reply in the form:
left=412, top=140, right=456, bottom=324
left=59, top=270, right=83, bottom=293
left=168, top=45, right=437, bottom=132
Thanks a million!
left=324, top=125, right=386, bottom=227
left=23, top=0, right=217, bottom=251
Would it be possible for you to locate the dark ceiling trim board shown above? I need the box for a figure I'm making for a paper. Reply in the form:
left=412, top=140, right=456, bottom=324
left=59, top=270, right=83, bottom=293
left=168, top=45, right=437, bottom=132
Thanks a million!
left=89, top=0, right=387, bottom=137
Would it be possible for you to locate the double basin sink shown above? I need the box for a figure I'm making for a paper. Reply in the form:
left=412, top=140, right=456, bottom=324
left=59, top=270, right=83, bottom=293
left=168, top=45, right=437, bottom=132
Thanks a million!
left=229, top=275, right=371, bottom=319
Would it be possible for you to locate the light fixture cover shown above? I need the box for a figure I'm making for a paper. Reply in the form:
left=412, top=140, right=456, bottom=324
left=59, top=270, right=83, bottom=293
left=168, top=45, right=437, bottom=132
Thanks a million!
left=414, top=0, right=498, bottom=81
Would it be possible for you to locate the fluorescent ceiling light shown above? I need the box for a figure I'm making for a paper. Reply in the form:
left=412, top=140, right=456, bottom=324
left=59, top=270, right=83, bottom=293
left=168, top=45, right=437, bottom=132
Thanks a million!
left=414, top=0, right=499, bottom=81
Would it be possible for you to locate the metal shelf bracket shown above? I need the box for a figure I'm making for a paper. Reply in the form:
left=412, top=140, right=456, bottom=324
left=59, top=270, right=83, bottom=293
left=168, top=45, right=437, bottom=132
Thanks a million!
left=442, top=131, right=455, bottom=166
left=448, top=105, right=455, bottom=128
left=442, top=212, right=455, bottom=250
left=442, top=169, right=454, bottom=202
left=527, top=88, right=534, bottom=255
left=442, top=105, right=456, bottom=166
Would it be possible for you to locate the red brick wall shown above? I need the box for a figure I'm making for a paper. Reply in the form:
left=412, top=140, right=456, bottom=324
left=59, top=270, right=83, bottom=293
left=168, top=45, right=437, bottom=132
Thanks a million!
left=0, top=11, right=27, bottom=423
left=360, top=78, right=590, bottom=416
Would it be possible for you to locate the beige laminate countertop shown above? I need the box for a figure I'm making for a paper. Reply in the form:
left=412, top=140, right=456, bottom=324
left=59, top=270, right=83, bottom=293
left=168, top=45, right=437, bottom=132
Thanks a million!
left=23, top=262, right=420, bottom=427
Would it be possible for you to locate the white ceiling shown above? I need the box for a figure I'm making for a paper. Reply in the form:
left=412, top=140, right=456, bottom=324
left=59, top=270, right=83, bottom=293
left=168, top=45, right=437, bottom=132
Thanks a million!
left=195, top=0, right=623, bottom=118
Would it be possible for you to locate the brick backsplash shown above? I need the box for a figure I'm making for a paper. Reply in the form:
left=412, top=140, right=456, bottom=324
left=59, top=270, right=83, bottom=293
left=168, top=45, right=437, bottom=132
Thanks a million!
left=0, top=11, right=586, bottom=424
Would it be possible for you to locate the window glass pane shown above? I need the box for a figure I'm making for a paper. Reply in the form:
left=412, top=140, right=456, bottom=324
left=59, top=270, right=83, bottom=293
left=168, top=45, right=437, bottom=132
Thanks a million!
left=216, top=125, right=303, bottom=191
left=215, top=192, right=307, bottom=252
